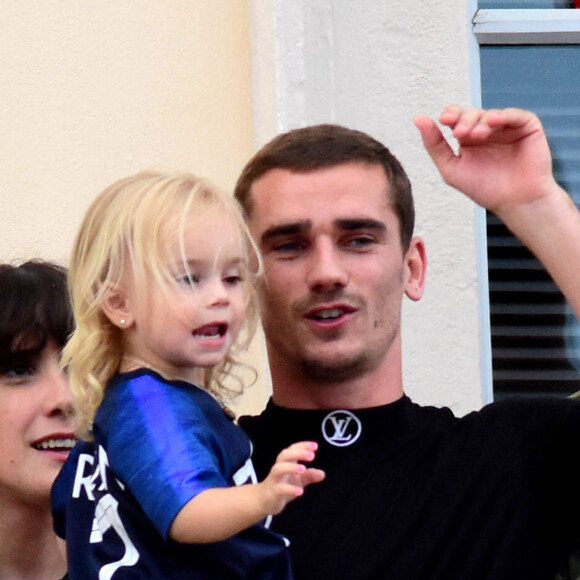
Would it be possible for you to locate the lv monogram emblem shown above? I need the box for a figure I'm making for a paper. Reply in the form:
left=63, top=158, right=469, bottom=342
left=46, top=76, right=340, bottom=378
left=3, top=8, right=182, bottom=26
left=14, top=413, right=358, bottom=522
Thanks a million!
left=321, top=410, right=362, bottom=447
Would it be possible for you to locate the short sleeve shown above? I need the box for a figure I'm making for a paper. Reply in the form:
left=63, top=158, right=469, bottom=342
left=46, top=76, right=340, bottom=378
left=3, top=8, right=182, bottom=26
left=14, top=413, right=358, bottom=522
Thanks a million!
left=95, top=374, right=230, bottom=539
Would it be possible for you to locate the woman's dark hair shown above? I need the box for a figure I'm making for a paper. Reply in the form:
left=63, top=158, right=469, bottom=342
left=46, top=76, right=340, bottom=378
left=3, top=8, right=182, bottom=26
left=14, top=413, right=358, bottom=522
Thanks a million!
left=0, top=261, right=73, bottom=372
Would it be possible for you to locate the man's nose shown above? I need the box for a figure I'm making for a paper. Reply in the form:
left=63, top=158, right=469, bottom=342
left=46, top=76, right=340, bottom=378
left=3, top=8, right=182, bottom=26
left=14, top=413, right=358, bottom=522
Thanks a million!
left=305, top=238, right=349, bottom=292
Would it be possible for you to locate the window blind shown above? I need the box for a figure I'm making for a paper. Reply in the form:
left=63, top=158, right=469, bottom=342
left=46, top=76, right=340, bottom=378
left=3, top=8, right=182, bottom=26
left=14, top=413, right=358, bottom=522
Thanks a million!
left=481, top=44, right=580, bottom=398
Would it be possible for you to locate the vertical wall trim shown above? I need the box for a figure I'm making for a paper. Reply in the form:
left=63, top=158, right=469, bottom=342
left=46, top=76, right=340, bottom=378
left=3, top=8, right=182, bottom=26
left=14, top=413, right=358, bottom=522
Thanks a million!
left=469, top=0, right=494, bottom=404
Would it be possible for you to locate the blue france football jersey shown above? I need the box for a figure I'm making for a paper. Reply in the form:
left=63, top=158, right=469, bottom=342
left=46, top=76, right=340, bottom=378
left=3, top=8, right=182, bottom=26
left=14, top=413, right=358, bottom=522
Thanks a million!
left=52, top=369, right=292, bottom=579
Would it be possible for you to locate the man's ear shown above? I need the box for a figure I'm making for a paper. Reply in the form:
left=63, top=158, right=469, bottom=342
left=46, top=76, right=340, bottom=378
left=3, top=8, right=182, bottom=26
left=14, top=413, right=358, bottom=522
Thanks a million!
left=100, top=284, right=134, bottom=329
left=403, top=237, right=427, bottom=302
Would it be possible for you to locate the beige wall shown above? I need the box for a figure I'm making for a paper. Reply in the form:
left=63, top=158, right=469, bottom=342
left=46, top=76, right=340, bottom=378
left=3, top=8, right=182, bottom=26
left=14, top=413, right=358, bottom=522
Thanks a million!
left=0, top=1, right=271, bottom=414
left=0, top=2, right=253, bottom=263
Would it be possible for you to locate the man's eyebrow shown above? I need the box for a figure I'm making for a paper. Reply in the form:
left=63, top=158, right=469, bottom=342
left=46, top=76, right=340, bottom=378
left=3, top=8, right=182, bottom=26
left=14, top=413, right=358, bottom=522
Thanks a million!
left=260, top=221, right=312, bottom=244
left=336, top=218, right=386, bottom=232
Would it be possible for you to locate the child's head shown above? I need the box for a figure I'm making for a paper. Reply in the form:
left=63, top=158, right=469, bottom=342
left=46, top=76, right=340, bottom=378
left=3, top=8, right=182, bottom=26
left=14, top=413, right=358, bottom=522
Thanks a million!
left=64, top=170, right=260, bottom=438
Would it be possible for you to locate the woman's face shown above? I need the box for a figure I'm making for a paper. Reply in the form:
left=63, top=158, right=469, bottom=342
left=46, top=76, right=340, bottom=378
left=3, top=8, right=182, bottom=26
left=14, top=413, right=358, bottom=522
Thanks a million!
left=0, top=340, right=76, bottom=506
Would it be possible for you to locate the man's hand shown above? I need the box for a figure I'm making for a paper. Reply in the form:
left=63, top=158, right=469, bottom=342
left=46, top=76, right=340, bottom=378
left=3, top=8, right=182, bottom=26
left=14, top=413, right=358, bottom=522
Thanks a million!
left=414, top=105, right=558, bottom=217
left=415, top=104, right=580, bottom=321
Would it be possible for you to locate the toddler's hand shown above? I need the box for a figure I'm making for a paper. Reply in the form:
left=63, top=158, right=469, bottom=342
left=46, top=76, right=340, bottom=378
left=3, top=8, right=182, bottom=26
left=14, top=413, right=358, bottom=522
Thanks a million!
left=259, top=441, right=325, bottom=515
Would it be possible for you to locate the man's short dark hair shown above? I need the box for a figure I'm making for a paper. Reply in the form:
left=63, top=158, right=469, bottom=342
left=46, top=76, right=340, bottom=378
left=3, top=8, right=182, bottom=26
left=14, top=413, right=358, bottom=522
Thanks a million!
left=234, top=124, right=415, bottom=250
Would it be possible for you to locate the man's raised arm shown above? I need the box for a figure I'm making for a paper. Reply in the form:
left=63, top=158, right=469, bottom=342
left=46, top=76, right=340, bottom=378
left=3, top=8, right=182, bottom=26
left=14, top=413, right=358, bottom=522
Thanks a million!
left=415, top=105, right=580, bottom=319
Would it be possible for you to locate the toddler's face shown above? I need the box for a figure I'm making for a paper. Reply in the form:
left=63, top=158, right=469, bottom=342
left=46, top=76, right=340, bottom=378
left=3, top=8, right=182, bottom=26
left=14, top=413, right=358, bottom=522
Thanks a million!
left=122, top=216, right=248, bottom=383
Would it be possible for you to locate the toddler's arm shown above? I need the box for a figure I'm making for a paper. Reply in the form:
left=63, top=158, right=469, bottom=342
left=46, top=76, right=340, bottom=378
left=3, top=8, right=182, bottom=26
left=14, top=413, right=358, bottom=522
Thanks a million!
left=169, top=441, right=325, bottom=543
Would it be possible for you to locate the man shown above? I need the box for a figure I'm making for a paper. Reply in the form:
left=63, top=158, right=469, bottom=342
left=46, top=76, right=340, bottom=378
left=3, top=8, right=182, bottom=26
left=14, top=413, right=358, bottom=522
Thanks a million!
left=235, top=106, right=580, bottom=579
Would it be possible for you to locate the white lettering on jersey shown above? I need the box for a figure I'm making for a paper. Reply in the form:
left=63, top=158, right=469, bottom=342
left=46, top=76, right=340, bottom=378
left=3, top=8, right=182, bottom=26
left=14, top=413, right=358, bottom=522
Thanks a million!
left=91, top=493, right=139, bottom=580
left=71, top=445, right=140, bottom=578
left=72, top=452, right=96, bottom=500
left=232, top=457, right=258, bottom=486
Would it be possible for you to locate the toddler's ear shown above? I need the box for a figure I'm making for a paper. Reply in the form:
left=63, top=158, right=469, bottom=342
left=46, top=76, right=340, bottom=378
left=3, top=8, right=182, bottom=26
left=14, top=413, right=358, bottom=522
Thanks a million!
left=101, top=284, right=134, bottom=329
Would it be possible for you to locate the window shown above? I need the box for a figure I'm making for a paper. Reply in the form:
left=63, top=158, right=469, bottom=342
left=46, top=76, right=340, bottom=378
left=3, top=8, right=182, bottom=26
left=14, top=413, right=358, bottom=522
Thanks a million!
left=479, top=0, right=574, bottom=8
left=475, top=6, right=580, bottom=398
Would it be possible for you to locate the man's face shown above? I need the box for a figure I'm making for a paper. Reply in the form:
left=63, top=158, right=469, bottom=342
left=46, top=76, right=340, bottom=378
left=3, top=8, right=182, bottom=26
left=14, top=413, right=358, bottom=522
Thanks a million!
left=247, top=162, right=422, bottom=385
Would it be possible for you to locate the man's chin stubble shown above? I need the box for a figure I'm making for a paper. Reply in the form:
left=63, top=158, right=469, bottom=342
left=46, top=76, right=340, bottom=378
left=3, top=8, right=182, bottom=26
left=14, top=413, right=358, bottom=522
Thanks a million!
left=299, top=355, right=370, bottom=383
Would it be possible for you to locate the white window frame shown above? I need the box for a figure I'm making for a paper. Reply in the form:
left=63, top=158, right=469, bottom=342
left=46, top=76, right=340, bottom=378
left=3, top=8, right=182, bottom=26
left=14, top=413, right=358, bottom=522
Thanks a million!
left=474, top=9, right=580, bottom=44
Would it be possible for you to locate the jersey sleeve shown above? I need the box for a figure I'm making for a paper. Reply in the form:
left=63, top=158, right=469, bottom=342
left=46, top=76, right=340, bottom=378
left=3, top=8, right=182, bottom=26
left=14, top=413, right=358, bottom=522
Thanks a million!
left=95, top=374, right=230, bottom=539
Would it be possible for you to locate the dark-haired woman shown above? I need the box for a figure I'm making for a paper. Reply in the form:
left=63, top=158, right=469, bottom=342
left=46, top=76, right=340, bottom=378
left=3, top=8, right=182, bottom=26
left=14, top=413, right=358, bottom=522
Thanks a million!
left=0, top=261, right=75, bottom=580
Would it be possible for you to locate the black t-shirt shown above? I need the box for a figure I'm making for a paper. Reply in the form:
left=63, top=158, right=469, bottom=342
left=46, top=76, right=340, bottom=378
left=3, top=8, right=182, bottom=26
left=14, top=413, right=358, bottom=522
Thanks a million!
left=240, top=395, right=580, bottom=580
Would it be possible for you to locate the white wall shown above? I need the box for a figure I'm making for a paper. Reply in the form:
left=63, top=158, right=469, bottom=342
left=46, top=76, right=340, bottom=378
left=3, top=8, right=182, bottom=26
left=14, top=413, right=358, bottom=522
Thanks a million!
left=249, top=0, right=488, bottom=415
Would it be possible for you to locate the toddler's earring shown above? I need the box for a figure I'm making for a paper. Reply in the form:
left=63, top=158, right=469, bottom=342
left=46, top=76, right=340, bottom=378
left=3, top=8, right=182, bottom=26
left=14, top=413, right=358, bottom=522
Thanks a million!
left=120, top=319, right=126, bottom=326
